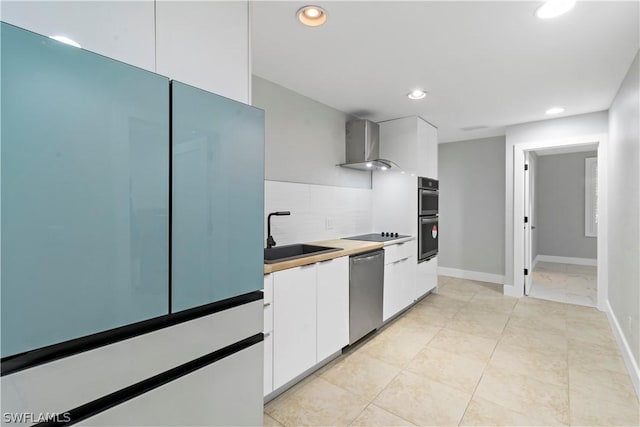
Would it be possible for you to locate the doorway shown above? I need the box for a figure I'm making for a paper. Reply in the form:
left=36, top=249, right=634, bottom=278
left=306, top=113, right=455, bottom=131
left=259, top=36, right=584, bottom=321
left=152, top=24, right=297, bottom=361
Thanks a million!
left=510, top=133, right=608, bottom=311
left=523, top=147, right=598, bottom=306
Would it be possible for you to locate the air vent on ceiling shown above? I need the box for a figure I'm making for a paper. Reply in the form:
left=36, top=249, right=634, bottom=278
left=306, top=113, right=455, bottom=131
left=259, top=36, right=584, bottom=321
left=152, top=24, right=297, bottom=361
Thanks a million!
left=460, top=125, right=489, bottom=131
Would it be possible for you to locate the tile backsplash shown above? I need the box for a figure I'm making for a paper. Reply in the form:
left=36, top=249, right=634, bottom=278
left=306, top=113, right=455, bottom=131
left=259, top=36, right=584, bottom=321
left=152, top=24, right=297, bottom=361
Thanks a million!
left=264, top=180, right=373, bottom=246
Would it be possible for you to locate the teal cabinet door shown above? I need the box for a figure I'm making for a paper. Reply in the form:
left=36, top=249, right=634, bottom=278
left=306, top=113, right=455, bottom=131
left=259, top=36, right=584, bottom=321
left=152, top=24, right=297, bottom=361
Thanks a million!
left=0, top=23, right=170, bottom=357
left=171, top=81, right=264, bottom=312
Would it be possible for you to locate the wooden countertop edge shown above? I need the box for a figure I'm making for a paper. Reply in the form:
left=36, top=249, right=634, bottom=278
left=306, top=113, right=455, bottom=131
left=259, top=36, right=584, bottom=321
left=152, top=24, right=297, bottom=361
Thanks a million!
left=263, top=239, right=384, bottom=274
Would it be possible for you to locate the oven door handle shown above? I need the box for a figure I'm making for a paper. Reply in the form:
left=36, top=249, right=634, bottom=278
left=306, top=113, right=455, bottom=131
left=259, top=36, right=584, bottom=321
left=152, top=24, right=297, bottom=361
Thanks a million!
left=420, top=217, right=438, bottom=224
left=420, top=188, right=439, bottom=195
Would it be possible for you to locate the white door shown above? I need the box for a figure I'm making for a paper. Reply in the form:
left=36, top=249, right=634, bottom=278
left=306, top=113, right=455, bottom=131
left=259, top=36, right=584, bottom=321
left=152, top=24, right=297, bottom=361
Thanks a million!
left=524, top=152, right=533, bottom=295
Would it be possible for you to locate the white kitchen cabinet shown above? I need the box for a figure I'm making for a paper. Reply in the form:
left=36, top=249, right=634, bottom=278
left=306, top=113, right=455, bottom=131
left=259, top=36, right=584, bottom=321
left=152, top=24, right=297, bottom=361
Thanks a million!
left=272, top=265, right=317, bottom=390
left=316, top=257, right=349, bottom=362
left=379, top=116, right=438, bottom=178
left=383, top=242, right=417, bottom=321
left=416, top=256, right=438, bottom=299
left=418, top=119, right=438, bottom=179
left=1, top=0, right=156, bottom=72
left=263, top=274, right=273, bottom=396
left=155, top=1, right=250, bottom=103
left=263, top=333, right=273, bottom=396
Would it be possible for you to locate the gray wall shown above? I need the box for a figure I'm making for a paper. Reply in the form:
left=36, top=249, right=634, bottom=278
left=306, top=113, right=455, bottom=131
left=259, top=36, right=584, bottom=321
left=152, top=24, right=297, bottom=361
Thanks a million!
left=609, top=50, right=639, bottom=368
left=438, top=136, right=505, bottom=275
left=504, top=111, right=609, bottom=286
left=252, top=76, right=371, bottom=189
left=535, top=151, right=598, bottom=259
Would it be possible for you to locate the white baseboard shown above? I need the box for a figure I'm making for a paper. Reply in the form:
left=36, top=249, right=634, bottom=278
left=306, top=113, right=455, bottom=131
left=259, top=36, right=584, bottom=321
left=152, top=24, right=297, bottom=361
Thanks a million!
left=438, top=267, right=505, bottom=285
left=605, top=300, right=640, bottom=398
left=532, top=255, right=540, bottom=270
left=536, top=255, right=597, bottom=266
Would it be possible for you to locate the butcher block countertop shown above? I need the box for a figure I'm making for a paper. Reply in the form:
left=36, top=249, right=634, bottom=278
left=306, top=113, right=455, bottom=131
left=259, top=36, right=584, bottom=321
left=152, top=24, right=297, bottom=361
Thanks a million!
left=263, top=239, right=383, bottom=274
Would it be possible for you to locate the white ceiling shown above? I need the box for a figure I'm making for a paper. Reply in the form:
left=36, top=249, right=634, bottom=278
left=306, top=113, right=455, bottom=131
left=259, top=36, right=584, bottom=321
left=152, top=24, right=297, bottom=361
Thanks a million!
left=251, top=1, right=639, bottom=143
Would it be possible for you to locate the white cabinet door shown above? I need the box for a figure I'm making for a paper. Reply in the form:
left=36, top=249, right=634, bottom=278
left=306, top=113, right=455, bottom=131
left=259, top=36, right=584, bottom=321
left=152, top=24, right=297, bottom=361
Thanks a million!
left=398, top=257, right=417, bottom=308
left=416, top=256, right=438, bottom=298
left=263, top=274, right=274, bottom=396
left=78, top=343, right=263, bottom=427
left=383, top=261, right=399, bottom=321
left=1, top=1, right=156, bottom=72
left=316, top=257, right=349, bottom=362
left=384, top=257, right=416, bottom=321
left=418, top=119, right=438, bottom=179
left=155, top=1, right=249, bottom=103
left=272, top=265, right=317, bottom=390
left=263, top=332, right=273, bottom=396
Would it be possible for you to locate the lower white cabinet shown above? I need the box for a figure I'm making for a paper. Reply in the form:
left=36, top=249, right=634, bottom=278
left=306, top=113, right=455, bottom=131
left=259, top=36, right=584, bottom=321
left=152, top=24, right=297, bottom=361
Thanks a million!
left=270, top=256, right=349, bottom=393
left=316, top=257, right=349, bottom=362
left=383, top=256, right=416, bottom=321
left=272, top=264, right=317, bottom=390
left=416, top=256, right=437, bottom=298
left=263, top=274, right=274, bottom=396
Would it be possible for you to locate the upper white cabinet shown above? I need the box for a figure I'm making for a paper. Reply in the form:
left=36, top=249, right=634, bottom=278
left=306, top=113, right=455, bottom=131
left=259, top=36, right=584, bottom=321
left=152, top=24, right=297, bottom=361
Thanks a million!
left=379, top=116, right=438, bottom=178
left=418, top=119, right=438, bottom=179
left=316, top=257, right=349, bottom=362
left=1, top=0, right=156, bottom=72
left=156, top=1, right=250, bottom=103
left=1, top=1, right=251, bottom=103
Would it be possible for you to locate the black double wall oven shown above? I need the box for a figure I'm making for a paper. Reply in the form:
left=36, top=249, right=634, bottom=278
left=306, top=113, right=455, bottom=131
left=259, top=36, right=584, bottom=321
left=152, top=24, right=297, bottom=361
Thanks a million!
left=418, top=177, right=438, bottom=262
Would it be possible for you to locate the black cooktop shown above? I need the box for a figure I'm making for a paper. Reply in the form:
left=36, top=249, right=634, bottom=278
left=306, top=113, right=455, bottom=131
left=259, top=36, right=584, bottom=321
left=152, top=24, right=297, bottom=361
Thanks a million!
left=344, top=233, right=411, bottom=242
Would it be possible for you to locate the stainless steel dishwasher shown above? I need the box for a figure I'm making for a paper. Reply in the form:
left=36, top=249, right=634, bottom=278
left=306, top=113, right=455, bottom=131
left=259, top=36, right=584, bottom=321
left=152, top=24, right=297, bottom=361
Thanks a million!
left=349, top=249, right=385, bottom=345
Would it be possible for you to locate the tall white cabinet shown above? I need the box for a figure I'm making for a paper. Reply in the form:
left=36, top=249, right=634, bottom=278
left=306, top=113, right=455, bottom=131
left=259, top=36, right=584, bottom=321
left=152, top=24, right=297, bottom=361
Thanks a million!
left=374, top=116, right=439, bottom=306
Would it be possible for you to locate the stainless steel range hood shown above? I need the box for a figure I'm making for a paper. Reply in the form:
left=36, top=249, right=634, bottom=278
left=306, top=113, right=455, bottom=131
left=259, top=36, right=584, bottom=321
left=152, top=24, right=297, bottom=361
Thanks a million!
left=339, top=119, right=398, bottom=171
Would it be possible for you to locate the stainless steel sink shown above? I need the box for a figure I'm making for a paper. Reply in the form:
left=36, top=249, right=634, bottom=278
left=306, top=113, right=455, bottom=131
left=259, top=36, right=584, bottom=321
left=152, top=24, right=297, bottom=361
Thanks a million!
left=264, top=244, right=341, bottom=264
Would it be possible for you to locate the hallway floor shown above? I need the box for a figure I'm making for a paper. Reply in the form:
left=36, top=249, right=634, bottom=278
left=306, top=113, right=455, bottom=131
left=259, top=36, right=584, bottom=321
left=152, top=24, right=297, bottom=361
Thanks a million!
left=264, top=276, right=639, bottom=427
left=530, top=261, right=597, bottom=307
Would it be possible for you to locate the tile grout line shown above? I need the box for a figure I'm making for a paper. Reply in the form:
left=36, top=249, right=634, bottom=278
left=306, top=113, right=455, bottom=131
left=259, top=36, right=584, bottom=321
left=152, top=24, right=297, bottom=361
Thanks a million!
left=457, top=303, right=504, bottom=426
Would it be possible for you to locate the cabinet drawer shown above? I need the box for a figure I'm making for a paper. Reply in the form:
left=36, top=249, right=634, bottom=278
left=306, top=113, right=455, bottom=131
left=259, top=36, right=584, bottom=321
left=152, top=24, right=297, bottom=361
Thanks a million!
left=385, top=241, right=415, bottom=264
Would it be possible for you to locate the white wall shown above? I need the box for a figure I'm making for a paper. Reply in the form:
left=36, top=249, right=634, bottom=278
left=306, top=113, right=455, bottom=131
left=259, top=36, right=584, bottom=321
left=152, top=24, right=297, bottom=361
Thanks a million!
left=608, top=50, right=640, bottom=372
left=252, top=76, right=370, bottom=189
left=0, top=1, right=250, bottom=103
left=536, top=151, right=598, bottom=260
left=504, top=111, right=609, bottom=287
left=264, top=181, right=372, bottom=246
left=438, top=136, right=506, bottom=276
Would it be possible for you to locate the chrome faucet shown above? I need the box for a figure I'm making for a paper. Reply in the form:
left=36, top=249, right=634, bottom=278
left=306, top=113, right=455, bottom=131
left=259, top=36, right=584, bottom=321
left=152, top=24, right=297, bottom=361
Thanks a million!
left=266, top=211, right=290, bottom=248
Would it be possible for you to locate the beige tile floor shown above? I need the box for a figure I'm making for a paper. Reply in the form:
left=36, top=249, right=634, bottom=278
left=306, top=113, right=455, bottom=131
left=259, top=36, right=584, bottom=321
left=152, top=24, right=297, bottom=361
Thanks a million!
left=264, top=276, right=639, bottom=427
left=530, top=262, right=597, bottom=307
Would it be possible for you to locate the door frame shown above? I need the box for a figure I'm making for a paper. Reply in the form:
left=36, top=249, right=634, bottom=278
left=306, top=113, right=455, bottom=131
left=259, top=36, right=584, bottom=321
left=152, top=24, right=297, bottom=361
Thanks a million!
left=508, top=133, right=608, bottom=311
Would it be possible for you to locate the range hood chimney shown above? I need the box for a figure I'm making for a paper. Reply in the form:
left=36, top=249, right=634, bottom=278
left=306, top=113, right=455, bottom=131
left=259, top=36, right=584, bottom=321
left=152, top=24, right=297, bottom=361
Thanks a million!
left=339, top=119, right=398, bottom=171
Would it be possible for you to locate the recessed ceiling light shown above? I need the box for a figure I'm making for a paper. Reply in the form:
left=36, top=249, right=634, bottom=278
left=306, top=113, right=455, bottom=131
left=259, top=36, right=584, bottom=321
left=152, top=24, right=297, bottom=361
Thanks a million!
left=407, top=89, right=427, bottom=100
left=49, top=35, right=81, bottom=48
left=535, top=0, right=576, bottom=19
left=297, top=6, right=327, bottom=27
left=380, top=166, right=388, bottom=171
left=365, top=162, right=373, bottom=168
left=545, top=107, right=565, bottom=115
